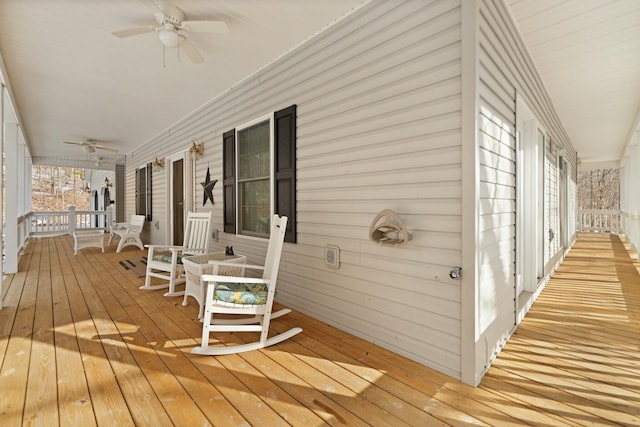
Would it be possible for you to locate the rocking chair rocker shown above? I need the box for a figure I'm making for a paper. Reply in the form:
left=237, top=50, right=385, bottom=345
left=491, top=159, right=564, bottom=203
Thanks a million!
left=192, top=214, right=302, bottom=355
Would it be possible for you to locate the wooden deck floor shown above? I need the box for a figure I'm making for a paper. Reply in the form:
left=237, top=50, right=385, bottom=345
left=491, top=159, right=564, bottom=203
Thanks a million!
left=1, top=232, right=639, bottom=426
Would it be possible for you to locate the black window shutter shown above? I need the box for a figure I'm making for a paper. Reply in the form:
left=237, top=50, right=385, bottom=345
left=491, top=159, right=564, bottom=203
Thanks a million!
left=145, top=162, right=152, bottom=221
left=223, top=129, right=236, bottom=234
left=135, top=168, right=143, bottom=216
left=274, top=104, right=297, bottom=243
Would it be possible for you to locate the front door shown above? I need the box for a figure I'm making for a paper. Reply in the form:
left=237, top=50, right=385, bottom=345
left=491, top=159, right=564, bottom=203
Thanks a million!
left=92, top=190, right=99, bottom=227
left=172, top=158, right=184, bottom=245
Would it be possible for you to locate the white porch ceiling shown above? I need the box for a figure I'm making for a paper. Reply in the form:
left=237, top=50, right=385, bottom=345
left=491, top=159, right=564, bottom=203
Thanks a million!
left=0, top=0, right=639, bottom=167
left=0, top=0, right=366, bottom=169
left=506, top=0, right=640, bottom=163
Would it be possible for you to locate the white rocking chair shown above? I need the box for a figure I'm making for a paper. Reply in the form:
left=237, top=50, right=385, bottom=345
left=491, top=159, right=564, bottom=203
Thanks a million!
left=141, top=211, right=212, bottom=296
left=192, top=214, right=302, bottom=355
left=108, top=214, right=146, bottom=253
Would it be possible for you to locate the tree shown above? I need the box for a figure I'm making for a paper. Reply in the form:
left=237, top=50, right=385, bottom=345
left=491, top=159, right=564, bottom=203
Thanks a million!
left=31, top=165, right=90, bottom=211
left=578, top=168, right=619, bottom=210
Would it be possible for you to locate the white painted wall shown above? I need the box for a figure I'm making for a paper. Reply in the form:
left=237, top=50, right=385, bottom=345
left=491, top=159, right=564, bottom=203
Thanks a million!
left=470, top=0, right=578, bottom=383
left=122, top=0, right=579, bottom=385
left=127, top=0, right=466, bottom=379
left=621, top=131, right=640, bottom=254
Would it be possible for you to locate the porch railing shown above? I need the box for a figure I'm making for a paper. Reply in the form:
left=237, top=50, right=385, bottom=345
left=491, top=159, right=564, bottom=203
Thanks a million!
left=30, top=206, right=112, bottom=236
left=578, top=209, right=620, bottom=233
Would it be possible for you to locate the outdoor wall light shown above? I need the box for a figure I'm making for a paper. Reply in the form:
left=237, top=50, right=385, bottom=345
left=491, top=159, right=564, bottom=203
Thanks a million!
left=104, top=177, right=112, bottom=188
left=189, top=138, right=204, bottom=159
left=153, top=157, right=165, bottom=171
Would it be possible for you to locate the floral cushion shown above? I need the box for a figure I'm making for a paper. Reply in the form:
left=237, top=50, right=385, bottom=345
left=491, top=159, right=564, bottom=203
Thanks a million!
left=152, top=251, right=184, bottom=264
left=214, top=282, right=268, bottom=305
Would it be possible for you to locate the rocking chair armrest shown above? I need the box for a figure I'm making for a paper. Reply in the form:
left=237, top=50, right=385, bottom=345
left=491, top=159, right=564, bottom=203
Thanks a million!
left=144, top=244, right=185, bottom=252
left=207, top=260, right=264, bottom=270
left=182, top=248, right=208, bottom=256
left=201, top=274, right=268, bottom=285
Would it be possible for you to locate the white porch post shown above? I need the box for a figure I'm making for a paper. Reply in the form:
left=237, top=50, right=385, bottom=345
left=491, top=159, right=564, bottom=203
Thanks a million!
left=17, top=149, right=30, bottom=255
left=634, top=135, right=640, bottom=259
left=68, top=205, right=76, bottom=234
left=626, top=133, right=640, bottom=258
left=4, top=122, right=19, bottom=274
left=1, top=83, right=4, bottom=308
left=460, top=0, right=480, bottom=386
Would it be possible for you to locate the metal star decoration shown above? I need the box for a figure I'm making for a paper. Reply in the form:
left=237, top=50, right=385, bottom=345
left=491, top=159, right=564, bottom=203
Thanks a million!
left=201, top=167, right=217, bottom=206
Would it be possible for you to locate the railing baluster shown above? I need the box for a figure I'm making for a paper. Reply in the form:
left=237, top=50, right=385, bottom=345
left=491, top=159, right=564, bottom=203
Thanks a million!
left=30, top=208, right=112, bottom=236
left=578, top=209, right=620, bottom=233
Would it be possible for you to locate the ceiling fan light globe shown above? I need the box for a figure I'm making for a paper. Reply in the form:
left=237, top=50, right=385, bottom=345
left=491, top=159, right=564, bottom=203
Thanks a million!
left=158, top=29, right=180, bottom=48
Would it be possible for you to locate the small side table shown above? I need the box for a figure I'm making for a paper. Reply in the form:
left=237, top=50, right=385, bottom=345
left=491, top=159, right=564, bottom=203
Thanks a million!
left=182, top=252, right=247, bottom=319
left=73, top=230, right=105, bottom=255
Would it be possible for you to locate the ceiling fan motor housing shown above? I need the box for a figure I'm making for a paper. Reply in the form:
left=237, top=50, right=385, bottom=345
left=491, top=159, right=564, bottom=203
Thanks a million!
left=157, top=8, right=185, bottom=48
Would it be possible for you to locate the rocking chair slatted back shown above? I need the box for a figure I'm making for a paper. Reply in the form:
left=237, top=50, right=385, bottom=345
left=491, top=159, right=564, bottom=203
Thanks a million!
left=182, top=212, right=213, bottom=255
left=141, top=210, right=212, bottom=296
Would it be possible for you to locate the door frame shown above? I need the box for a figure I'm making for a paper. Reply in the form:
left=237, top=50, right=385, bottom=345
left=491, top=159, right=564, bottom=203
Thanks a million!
left=516, top=96, right=547, bottom=299
left=165, top=150, right=192, bottom=245
left=559, top=156, right=569, bottom=250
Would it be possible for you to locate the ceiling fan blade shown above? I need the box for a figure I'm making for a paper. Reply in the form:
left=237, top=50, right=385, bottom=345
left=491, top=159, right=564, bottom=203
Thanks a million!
left=93, top=145, right=119, bottom=153
left=180, top=37, right=204, bottom=64
left=181, top=20, right=228, bottom=34
left=63, top=141, right=85, bottom=146
left=112, top=26, right=156, bottom=38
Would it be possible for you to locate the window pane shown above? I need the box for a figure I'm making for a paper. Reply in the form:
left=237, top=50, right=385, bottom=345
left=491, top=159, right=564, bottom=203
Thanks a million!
left=239, top=179, right=270, bottom=235
left=238, top=120, right=270, bottom=180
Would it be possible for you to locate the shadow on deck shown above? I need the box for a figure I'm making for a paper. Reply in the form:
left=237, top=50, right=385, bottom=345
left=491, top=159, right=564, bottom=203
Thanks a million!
left=0, top=232, right=638, bottom=426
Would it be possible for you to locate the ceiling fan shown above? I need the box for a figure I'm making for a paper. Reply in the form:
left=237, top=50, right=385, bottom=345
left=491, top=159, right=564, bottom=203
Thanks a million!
left=63, top=139, right=119, bottom=153
left=112, top=0, right=228, bottom=64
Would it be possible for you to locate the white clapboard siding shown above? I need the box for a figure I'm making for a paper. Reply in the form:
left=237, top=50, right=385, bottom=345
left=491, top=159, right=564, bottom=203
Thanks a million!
left=477, top=0, right=518, bottom=381
left=115, top=0, right=580, bottom=385
left=122, top=0, right=466, bottom=378
left=473, top=0, right=578, bottom=380
left=476, top=100, right=517, bottom=369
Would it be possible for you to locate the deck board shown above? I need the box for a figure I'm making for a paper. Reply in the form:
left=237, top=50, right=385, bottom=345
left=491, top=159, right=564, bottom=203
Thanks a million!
left=24, top=238, right=58, bottom=425
left=51, top=237, right=97, bottom=426
left=1, top=232, right=639, bottom=426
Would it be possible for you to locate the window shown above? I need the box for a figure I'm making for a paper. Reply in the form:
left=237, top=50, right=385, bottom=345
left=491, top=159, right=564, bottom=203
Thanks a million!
left=238, top=118, right=272, bottom=236
left=135, top=163, right=152, bottom=221
left=224, top=104, right=296, bottom=242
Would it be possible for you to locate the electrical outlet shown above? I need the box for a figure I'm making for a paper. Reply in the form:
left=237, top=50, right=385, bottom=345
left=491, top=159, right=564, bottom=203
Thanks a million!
left=325, top=245, right=340, bottom=269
